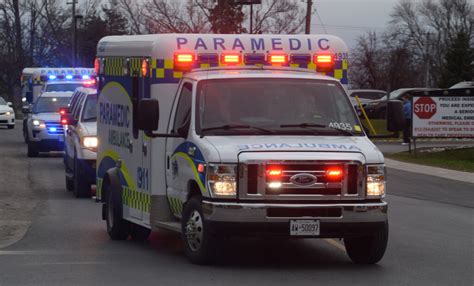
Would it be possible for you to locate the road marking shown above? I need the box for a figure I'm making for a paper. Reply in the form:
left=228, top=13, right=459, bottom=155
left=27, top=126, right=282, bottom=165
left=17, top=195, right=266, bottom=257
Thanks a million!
left=324, top=239, right=346, bottom=252
left=25, top=262, right=105, bottom=265
left=0, top=250, right=52, bottom=255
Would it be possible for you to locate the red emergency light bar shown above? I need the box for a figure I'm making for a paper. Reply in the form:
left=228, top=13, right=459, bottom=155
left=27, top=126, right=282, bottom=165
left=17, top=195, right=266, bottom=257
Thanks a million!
left=268, top=54, right=288, bottom=64
left=221, top=53, right=242, bottom=64
left=314, top=53, right=335, bottom=72
left=175, top=53, right=194, bottom=63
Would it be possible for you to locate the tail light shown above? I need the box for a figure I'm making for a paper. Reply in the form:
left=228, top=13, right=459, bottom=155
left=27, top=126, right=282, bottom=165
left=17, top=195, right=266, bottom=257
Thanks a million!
left=60, top=116, right=68, bottom=125
left=59, top=108, right=67, bottom=116
left=94, top=58, right=100, bottom=74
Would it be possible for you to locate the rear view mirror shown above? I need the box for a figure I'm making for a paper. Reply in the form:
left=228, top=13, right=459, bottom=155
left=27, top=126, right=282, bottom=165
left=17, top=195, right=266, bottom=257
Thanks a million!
left=386, top=101, right=405, bottom=132
left=138, top=98, right=159, bottom=131
left=7, top=102, right=12, bottom=107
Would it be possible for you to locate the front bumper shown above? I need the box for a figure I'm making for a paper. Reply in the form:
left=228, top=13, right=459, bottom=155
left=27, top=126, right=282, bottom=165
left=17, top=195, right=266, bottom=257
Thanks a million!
left=0, top=114, right=15, bottom=125
left=29, top=139, right=64, bottom=151
left=202, top=200, right=387, bottom=237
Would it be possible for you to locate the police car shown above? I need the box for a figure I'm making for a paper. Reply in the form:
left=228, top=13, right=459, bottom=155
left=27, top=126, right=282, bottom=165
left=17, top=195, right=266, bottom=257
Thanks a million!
left=24, top=91, right=73, bottom=157
left=95, top=34, right=404, bottom=264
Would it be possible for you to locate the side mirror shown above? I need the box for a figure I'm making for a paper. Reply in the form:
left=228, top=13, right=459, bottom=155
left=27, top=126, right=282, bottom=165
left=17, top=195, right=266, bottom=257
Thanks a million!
left=386, top=101, right=405, bottom=132
left=7, top=102, right=12, bottom=107
left=138, top=98, right=159, bottom=131
left=61, top=113, right=77, bottom=126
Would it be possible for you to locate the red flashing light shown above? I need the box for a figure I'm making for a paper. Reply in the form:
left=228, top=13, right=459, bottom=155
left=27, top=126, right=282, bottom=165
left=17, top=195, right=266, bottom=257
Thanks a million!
left=268, top=54, right=288, bottom=64
left=314, top=53, right=335, bottom=72
left=221, top=53, right=242, bottom=64
left=59, top=108, right=67, bottom=116
left=83, top=79, right=96, bottom=87
left=175, top=53, right=195, bottom=63
left=197, top=163, right=205, bottom=173
left=141, top=59, right=149, bottom=77
left=60, top=117, right=68, bottom=125
left=94, top=58, right=100, bottom=74
left=326, top=167, right=343, bottom=180
left=266, top=167, right=282, bottom=177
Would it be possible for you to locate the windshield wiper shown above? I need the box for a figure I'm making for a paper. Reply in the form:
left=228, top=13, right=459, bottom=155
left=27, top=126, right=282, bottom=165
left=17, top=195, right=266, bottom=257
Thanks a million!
left=201, top=124, right=275, bottom=136
left=279, top=123, right=354, bottom=136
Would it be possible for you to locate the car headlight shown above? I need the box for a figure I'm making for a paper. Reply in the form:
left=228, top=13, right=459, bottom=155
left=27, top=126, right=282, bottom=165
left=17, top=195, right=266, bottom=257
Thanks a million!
left=366, top=164, right=386, bottom=198
left=32, top=119, right=46, bottom=128
left=82, top=136, right=98, bottom=150
left=6, top=111, right=11, bottom=115
left=207, top=163, right=237, bottom=198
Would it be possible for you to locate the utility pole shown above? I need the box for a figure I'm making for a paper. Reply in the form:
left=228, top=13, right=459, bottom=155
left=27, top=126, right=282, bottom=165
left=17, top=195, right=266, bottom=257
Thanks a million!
left=67, top=0, right=78, bottom=67
left=425, top=32, right=430, bottom=87
left=305, top=0, right=313, bottom=34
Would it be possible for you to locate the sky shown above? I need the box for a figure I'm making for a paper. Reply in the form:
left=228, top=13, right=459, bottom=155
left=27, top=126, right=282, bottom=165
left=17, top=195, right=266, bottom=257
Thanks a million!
left=311, top=0, right=404, bottom=49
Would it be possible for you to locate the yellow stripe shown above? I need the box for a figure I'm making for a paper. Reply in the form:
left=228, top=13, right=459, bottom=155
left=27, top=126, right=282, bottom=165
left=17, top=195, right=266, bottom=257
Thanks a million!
left=171, top=152, right=206, bottom=193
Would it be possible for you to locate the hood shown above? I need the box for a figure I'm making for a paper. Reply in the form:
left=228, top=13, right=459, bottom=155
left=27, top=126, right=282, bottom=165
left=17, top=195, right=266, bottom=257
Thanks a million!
left=79, top=122, right=97, bottom=136
left=0, top=105, right=13, bottom=113
left=32, top=112, right=60, bottom=122
left=202, top=135, right=383, bottom=164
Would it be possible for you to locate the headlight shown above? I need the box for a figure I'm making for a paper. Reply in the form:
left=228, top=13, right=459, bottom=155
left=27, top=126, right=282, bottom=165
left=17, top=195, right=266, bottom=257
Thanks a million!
left=6, top=111, right=11, bottom=115
left=366, top=164, right=386, bottom=197
left=82, top=136, right=98, bottom=150
left=207, top=164, right=237, bottom=198
left=32, top=119, right=46, bottom=128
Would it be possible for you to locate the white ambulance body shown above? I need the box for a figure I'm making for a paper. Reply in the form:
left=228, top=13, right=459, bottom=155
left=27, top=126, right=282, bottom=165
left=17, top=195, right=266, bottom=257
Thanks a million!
left=96, top=34, right=394, bottom=264
left=21, top=67, right=96, bottom=103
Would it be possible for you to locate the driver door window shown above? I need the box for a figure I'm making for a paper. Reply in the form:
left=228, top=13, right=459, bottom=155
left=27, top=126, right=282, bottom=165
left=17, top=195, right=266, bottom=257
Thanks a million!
left=173, top=82, right=192, bottom=134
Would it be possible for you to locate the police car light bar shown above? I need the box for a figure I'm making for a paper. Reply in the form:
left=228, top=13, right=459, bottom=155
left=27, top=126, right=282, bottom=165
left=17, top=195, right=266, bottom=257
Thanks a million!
left=66, top=75, right=73, bottom=80
left=48, top=75, right=57, bottom=80
left=175, top=53, right=194, bottom=63
left=221, top=53, right=242, bottom=64
left=82, top=75, right=90, bottom=80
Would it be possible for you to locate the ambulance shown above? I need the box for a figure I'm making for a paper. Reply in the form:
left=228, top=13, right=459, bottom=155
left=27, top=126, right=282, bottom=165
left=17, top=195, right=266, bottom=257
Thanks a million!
left=20, top=67, right=96, bottom=104
left=95, top=34, right=404, bottom=264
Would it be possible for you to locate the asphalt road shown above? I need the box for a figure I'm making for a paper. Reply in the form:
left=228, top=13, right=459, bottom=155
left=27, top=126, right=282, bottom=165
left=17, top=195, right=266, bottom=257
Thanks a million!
left=0, top=123, right=473, bottom=286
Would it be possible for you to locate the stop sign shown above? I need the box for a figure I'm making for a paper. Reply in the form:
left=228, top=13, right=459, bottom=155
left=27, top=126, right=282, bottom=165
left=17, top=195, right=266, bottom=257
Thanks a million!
left=414, top=97, right=437, bottom=119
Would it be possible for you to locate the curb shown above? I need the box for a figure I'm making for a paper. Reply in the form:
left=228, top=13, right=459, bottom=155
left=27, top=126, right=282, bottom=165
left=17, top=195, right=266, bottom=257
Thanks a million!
left=0, top=220, right=31, bottom=249
left=384, top=158, right=474, bottom=184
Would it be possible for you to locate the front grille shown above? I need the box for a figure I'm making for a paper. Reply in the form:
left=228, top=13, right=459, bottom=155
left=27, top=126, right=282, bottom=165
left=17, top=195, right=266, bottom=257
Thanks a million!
left=45, top=121, right=64, bottom=135
left=240, top=161, right=362, bottom=200
left=0, top=120, right=7, bottom=123
left=267, top=207, right=342, bottom=218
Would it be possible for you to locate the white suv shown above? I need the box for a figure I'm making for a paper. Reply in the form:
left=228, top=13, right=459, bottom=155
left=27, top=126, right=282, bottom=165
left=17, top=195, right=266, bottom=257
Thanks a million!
left=0, top=97, right=15, bottom=129
left=63, top=88, right=97, bottom=198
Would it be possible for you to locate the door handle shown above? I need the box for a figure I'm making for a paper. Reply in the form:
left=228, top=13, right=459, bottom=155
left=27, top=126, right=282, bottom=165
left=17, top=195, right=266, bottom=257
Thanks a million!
left=142, top=142, right=147, bottom=156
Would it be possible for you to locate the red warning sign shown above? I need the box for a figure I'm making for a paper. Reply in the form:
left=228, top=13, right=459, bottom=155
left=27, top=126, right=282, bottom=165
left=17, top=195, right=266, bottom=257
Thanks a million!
left=414, top=97, right=437, bottom=119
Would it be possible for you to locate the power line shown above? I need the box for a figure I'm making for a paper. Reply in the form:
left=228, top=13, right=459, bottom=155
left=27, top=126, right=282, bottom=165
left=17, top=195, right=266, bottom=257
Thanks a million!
left=311, top=23, right=385, bottom=31
left=314, top=9, right=327, bottom=34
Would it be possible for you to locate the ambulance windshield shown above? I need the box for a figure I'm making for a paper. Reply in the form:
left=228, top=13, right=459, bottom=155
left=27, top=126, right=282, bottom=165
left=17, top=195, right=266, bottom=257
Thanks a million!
left=197, top=78, right=363, bottom=136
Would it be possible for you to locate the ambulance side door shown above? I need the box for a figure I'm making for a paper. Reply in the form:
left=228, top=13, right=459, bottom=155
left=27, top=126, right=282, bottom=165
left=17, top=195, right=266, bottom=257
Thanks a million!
left=165, top=81, right=194, bottom=216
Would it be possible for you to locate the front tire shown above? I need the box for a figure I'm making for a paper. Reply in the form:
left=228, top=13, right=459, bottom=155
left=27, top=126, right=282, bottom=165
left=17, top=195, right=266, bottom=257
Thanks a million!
left=344, top=222, right=389, bottom=264
left=73, top=155, right=91, bottom=198
left=65, top=175, right=74, bottom=191
left=105, top=182, right=130, bottom=240
left=182, top=196, right=217, bottom=264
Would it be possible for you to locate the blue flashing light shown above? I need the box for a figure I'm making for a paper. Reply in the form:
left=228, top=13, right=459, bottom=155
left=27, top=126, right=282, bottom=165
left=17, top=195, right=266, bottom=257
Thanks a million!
left=48, top=75, right=57, bottom=80
left=66, top=75, right=73, bottom=80
left=82, top=75, right=90, bottom=80
left=49, top=127, right=57, bottom=132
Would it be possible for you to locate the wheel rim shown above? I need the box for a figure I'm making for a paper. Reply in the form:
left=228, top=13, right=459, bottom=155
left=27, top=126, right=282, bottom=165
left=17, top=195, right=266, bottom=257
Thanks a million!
left=185, top=210, right=203, bottom=252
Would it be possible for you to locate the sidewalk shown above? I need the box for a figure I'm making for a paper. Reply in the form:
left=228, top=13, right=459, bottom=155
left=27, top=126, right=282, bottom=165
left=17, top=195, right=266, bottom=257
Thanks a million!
left=384, top=158, right=474, bottom=184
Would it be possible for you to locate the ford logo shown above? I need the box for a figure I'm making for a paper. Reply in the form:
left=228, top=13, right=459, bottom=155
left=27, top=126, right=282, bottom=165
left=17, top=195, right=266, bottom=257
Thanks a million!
left=290, top=173, right=317, bottom=186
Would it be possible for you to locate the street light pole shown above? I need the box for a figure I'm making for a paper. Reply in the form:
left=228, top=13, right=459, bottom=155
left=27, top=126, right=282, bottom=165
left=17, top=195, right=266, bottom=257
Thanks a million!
left=305, top=0, right=312, bottom=34
left=72, top=0, right=76, bottom=67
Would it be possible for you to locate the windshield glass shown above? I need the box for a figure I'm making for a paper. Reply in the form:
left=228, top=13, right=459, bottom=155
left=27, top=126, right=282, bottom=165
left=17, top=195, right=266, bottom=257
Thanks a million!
left=33, top=97, right=71, bottom=113
left=81, top=94, right=97, bottom=122
left=46, top=83, right=82, bottom=92
left=196, top=78, right=363, bottom=136
left=0, top=97, right=6, bottom=105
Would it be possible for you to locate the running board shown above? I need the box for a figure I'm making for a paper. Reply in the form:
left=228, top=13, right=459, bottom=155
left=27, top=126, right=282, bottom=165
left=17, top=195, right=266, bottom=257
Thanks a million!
left=154, top=221, right=181, bottom=233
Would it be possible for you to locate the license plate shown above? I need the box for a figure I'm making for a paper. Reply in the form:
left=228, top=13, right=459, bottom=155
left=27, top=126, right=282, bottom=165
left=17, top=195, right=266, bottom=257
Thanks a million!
left=290, top=220, right=320, bottom=236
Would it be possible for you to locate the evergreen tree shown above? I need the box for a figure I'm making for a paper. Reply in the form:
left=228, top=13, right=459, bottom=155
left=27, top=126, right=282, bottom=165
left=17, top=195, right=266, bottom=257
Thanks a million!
left=439, top=31, right=474, bottom=88
left=103, top=0, right=128, bottom=35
